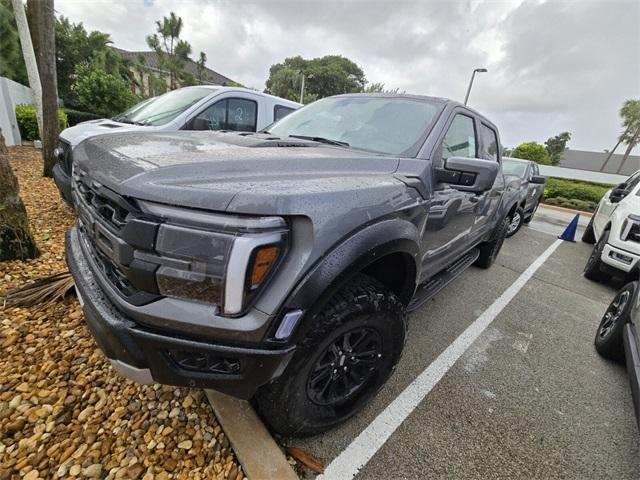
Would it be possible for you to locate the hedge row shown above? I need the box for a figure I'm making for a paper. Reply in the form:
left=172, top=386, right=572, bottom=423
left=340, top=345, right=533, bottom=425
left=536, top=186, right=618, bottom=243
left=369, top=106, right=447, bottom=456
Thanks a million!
left=544, top=197, right=598, bottom=212
left=14, top=104, right=103, bottom=142
left=64, top=108, right=102, bottom=126
left=15, top=104, right=68, bottom=142
left=543, top=177, right=613, bottom=204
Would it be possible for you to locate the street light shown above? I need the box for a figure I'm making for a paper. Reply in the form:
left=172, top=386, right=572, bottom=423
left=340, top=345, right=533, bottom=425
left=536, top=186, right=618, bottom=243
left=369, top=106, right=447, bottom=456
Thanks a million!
left=464, top=68, right=487, bottom=105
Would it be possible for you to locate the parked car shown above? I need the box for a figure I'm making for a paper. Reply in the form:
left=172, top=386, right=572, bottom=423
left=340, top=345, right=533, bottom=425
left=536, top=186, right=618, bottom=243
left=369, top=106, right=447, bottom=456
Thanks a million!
left=65, top=93, right=523, bottom=436
left=593, top=280, right=640, bottom=430
left=501, top=157, right=546, bottom=237
left=52, top=86, right=301, bottom=206
left=582, top=169, right=640, bottom=282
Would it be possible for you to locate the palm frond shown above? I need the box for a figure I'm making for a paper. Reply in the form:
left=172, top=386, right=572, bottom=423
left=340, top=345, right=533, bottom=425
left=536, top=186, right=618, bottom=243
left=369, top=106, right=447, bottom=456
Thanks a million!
left=3, top=271, right=76, bottom=309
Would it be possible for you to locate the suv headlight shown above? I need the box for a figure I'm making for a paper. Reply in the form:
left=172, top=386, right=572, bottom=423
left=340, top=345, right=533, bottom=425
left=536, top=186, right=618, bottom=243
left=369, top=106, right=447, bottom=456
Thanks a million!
left=139, top=201, right=287, bottom=316
left=621, top=214, right=640, bottom=243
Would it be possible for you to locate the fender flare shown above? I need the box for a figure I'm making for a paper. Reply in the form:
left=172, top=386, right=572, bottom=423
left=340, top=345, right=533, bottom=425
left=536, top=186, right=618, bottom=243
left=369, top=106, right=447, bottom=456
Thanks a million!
left=274, top=218, right=421, bottom=344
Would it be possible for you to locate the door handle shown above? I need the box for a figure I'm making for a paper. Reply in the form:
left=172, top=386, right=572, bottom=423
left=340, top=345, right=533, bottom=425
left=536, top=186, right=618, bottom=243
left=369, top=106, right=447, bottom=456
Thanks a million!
left=469, top=196, right=480, bottom=203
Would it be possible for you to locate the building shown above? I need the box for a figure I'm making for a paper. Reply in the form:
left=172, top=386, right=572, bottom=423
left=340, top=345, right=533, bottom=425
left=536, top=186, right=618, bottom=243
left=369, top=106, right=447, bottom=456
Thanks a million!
left=111, top=47, right=237, bottom=97
left=558, top=149, right=640, bottom=176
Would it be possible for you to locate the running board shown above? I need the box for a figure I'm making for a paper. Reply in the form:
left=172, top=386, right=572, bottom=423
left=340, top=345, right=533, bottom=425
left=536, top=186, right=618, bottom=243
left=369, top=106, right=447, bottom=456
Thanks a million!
left=407, top=248, right=480, bottom=313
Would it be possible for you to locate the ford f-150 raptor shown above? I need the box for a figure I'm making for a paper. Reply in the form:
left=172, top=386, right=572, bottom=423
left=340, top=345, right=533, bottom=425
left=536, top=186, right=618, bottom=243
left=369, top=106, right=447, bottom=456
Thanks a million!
left=65, top=93, right=521, bottom=436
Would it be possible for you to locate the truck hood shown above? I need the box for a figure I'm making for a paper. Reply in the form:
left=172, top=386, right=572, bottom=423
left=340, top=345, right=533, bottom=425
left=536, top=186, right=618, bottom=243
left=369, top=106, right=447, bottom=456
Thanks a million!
left=73, top=131, right=405, bottom=213
left=60, top=119, right=160, bottom=148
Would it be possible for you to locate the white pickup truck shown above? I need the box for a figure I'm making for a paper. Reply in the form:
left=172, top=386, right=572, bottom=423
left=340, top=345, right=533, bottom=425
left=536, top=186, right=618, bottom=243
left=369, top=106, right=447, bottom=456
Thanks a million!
left=583, top=169, right=640, bottom=282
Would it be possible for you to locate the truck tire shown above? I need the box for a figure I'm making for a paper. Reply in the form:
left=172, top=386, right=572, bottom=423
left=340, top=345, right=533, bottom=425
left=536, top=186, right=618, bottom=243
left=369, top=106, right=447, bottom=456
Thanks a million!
left=584, top=230, right=611, bottom=282
left=581, top=215, right=596, bottom=244
left=475, top=216, right=509, bottom=269
left=594, top=282, right=636, bottom=363
left=506, top=207, right=525, bottom=238
left=253, top=274, right=406, bottom=437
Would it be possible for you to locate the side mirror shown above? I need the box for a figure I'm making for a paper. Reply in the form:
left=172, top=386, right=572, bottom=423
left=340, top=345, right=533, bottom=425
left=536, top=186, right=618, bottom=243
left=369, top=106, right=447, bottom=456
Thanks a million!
left=530, top=175, right=546, bottom=184
left=190, top=117, right=210, bottom=131
left=435, top=157, right=500, bottom=193
left=609, top=187, right=626, bottom=203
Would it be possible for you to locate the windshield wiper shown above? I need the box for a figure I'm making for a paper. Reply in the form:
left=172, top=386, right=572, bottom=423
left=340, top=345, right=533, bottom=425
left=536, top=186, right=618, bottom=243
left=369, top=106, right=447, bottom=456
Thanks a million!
left=288, top=135, right=349, bottom=147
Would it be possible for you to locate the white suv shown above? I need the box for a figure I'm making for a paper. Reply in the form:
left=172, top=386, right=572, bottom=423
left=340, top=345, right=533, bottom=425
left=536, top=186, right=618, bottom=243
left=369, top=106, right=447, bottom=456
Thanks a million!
left=583, top=169, right=640, bottom=282
left=53, top=86, right=301, bottom=205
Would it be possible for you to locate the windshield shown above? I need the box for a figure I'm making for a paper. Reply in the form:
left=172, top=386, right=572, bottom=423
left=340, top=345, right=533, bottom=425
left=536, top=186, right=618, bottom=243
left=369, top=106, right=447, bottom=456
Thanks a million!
left=120, top=87, right=214, bottom=126
left=267, top=96, right=440, bottom=155
left=502, top=158, right=528, bottom=177
left=112, top=97, right=156, bottom=122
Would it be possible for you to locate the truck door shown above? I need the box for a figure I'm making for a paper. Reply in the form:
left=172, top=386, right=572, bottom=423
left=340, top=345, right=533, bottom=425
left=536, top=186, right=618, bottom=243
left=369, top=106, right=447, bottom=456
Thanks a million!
left=472, top=122, right=503, bottom=234
left=421, top=111, right=479, bottom=276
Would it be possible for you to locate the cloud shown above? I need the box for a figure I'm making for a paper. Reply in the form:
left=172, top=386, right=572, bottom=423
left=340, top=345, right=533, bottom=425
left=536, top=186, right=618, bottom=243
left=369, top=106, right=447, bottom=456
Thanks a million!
left=56, top=0, right=640, bottom=152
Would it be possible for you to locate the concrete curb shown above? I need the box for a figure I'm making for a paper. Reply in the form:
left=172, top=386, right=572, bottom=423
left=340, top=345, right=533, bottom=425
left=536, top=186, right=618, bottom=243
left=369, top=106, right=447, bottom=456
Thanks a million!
left=205, top=390, right=298, bottom=480
left=539, top=203, right=593, bottom=217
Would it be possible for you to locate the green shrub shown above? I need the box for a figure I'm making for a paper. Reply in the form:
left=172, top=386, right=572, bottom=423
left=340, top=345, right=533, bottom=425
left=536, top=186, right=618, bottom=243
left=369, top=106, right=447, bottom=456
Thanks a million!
left=15, top=104, right=68, bottom=141
left=74, top=64, right=139, bottom=118
left=64, top=108, right=102, bottom=126
left=543, top=177, right=612, bottom=204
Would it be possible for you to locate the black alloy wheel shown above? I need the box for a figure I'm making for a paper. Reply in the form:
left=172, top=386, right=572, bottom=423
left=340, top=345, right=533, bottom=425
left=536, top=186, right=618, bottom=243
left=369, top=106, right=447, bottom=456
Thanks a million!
left=307, top=327, right=383, bottom=406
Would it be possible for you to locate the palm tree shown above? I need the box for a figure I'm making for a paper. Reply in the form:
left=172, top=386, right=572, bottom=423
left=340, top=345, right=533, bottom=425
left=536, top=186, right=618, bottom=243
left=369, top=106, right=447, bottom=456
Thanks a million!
left=617, top=99, right=640, bottom=173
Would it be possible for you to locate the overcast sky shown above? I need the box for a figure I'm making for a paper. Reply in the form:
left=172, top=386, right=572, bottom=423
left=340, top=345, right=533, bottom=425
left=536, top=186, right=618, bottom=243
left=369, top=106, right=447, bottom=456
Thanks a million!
left=56, top=0, right=639, bottom=153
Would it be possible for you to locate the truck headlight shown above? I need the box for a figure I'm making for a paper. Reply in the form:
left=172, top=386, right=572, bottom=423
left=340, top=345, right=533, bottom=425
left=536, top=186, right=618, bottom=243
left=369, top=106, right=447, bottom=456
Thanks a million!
left=621, top=214, right=640, bottom=243
left=139, top=201, right=287, bottom=315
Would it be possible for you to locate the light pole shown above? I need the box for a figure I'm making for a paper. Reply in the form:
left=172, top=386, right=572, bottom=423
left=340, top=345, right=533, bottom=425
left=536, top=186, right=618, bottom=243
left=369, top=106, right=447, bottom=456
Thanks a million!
left=299, top=74, right=305, bottom=104
left=464, top=68, right=487, bottom=105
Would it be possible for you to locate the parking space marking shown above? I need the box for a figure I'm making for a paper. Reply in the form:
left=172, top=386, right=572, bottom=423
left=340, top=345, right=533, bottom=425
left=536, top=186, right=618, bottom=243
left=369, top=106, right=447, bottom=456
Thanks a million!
left=319, top=239, right=563, bottom=480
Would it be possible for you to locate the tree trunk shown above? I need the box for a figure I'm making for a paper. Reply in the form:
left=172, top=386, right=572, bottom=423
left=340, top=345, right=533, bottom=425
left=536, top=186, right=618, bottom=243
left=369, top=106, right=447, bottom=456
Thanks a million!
left=27, top=0, right=58, bottom=178
left=601, top=125, right=632, bottom=172
left=11, top=0, right=43, bottom=140
left=0, top=130, right=39, bottom=260
left=617, top=126, right=640, bottom=174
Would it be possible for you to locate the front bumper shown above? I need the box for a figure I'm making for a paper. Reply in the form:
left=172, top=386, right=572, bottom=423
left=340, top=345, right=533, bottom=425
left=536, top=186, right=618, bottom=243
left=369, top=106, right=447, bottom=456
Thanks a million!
left=601, top=243, right=640, bottom=274
left=66, top=227, right=295, bottom=399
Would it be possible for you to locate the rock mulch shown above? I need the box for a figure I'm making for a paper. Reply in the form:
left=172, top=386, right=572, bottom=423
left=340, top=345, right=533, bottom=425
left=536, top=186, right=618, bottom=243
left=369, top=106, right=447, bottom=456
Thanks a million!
left=1, top=147, right=245, bottom=480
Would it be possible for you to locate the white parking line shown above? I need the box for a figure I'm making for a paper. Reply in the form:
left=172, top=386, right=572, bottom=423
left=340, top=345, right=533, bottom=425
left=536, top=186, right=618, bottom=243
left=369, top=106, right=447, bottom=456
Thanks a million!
left=320, top=239, right=563, bottom=480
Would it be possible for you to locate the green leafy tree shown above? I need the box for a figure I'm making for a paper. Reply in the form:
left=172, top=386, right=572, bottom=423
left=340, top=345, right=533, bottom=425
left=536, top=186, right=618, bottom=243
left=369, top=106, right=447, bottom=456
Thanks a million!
left=265, top=55, right=366, bottom=103
left=73, top=64, right=138, bottom=118
left=544, top=132, right=571, bottom=165
left=0, top=0, right=28, bottom=85
left=512, top=141, right=551, bottom=165
left=146, top=12, right=192, bottom=90
left=55, top=16, right=136, bottom=106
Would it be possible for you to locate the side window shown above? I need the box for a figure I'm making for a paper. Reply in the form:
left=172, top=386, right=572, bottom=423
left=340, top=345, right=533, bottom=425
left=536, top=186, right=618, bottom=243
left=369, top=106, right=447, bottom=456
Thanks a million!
left=479, top=123, right=499, bottom=162
left=441, top=114, right=476, bottom=161
left=226, top=98, right=257, bottom=132
left=190, top=100, right=227, bottom=130
left=533, top=164, right=540, bottom=176
left=274, top=105, right=295, bottom=122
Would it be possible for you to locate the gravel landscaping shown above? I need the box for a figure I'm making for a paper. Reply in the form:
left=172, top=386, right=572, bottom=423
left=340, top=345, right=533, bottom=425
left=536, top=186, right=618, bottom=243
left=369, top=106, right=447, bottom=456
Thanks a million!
left=1, top=147, right=245, bottom=480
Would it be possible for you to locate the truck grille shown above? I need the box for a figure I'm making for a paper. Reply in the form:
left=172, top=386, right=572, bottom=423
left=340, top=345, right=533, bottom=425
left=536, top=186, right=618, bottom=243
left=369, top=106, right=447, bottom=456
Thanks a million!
left=72, top=172, right=160, bottom=305
left=75, top=179, right=130, bottom=230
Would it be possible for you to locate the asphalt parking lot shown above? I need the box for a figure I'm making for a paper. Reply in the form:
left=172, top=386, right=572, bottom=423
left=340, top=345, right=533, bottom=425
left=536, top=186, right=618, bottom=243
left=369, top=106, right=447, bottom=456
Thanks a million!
left=290, top=208, right=640, bottom=479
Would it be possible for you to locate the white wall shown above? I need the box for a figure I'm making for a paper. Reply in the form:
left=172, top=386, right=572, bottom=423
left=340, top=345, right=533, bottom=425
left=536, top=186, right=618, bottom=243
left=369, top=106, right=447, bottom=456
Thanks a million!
left=538, top=164, right=628, bottom=185
left=0, top=76, right=34, bottom=146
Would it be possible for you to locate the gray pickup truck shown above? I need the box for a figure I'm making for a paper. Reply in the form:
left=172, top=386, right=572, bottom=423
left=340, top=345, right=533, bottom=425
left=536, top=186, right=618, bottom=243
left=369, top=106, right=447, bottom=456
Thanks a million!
left=65, top=94, right=521, bottom=436
left=502, top=157, right=546, bottom=237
